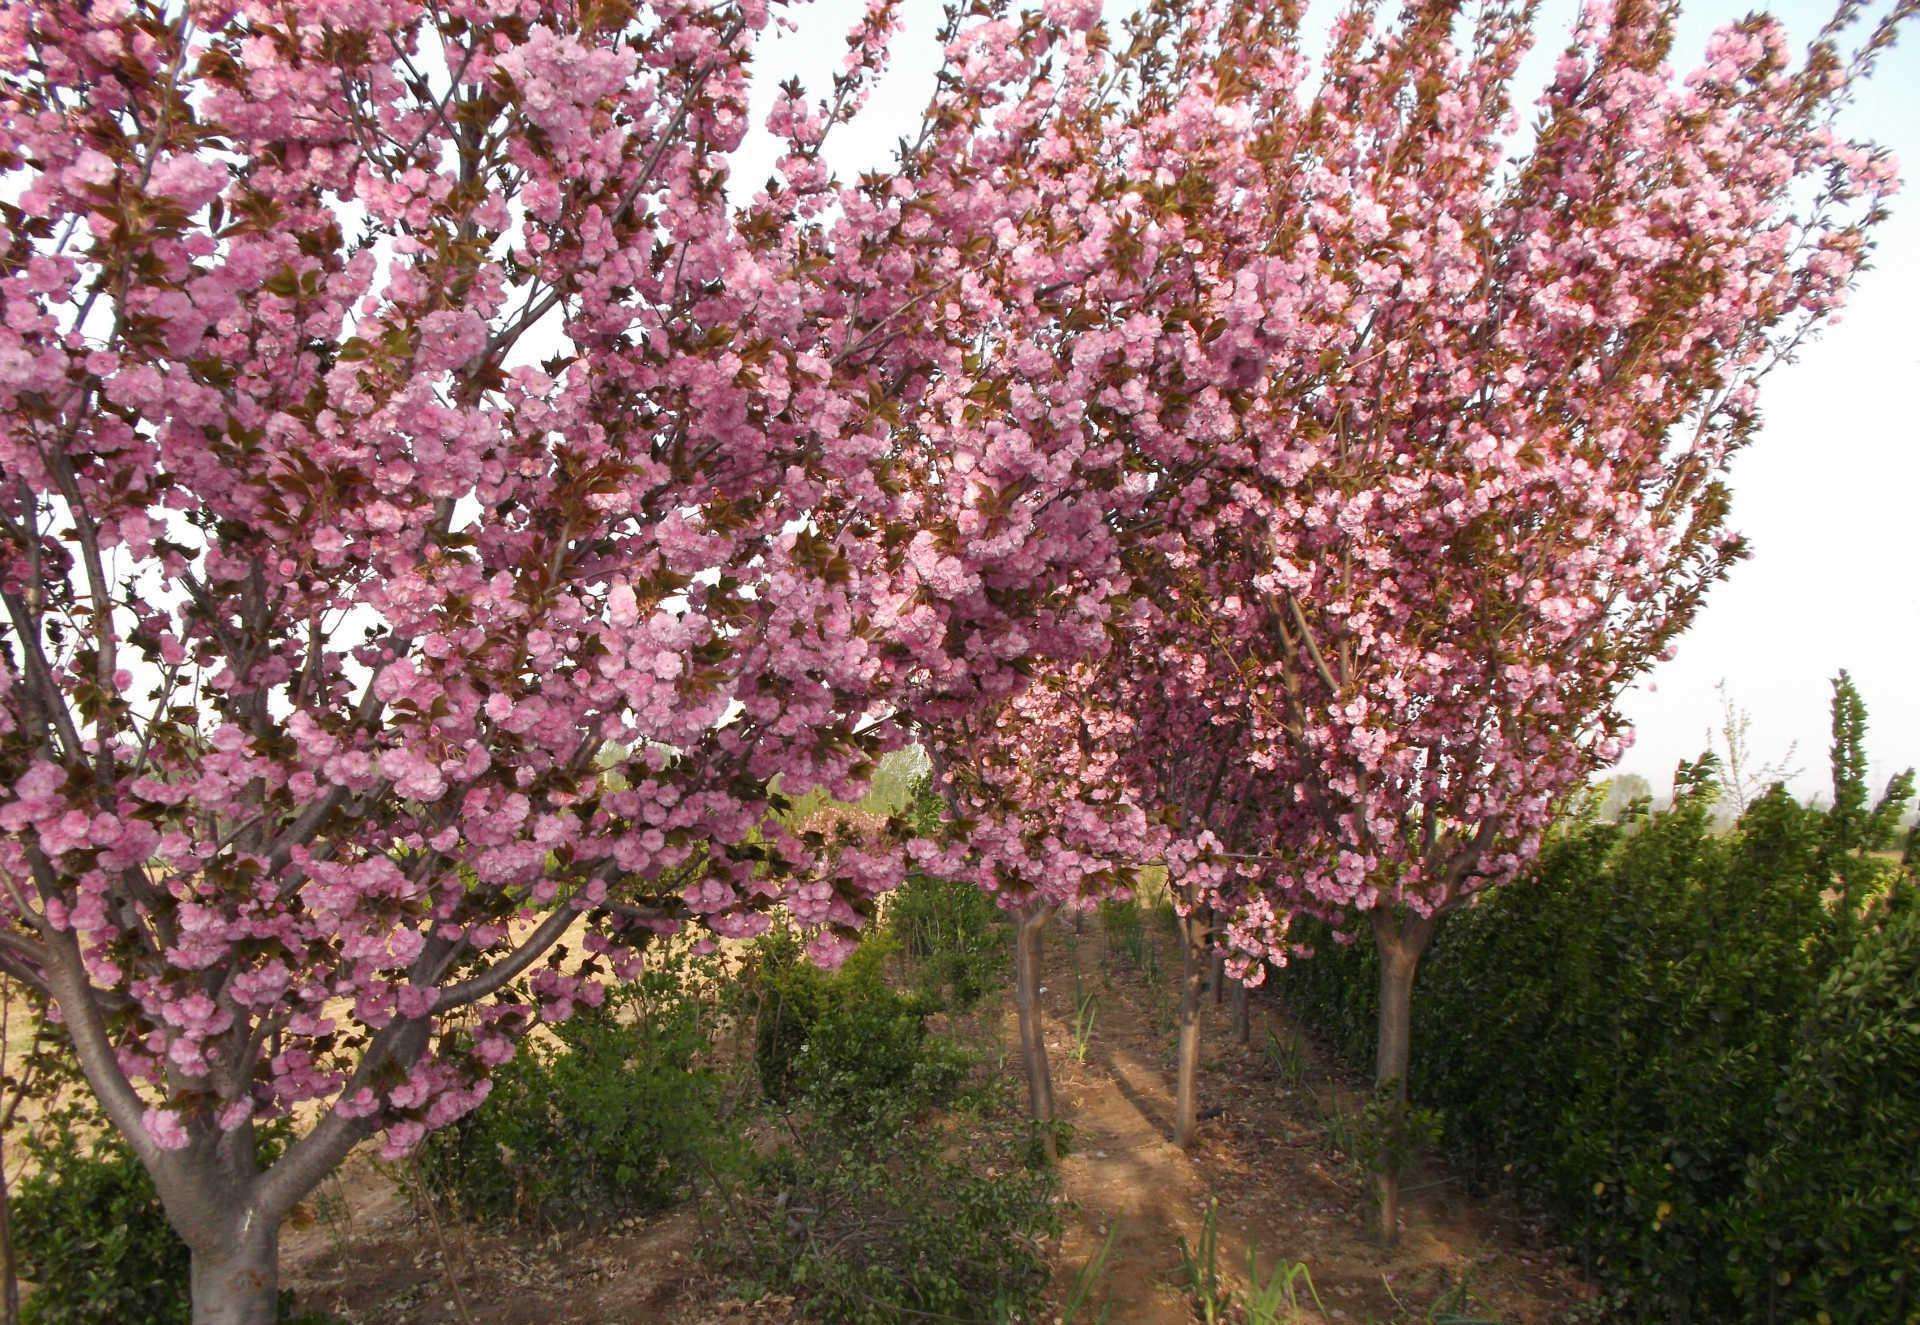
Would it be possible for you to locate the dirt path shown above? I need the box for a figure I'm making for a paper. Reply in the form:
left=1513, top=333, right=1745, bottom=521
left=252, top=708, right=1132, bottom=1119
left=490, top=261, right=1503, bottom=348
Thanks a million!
left=1037, top=916, right=1589, bottom=1323
left=281, top=912, right=1588, bottom=1323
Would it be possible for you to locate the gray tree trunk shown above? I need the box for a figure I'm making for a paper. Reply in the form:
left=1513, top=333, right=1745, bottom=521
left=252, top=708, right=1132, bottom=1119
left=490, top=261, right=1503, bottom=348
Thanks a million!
left=189, top=1222, right=278, bottom=1325
left=1012, top=904, right=1057, bottom=1161
left=1173, top=911, right=1208, bottom=1148
left=1369, top=908, right=1436, bottom=1247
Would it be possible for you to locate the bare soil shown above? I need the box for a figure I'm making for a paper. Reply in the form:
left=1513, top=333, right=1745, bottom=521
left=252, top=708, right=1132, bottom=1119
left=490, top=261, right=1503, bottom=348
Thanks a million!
left=280, top=914, right=1592, bottom=1323
left=1033, top=916, right=1591, bottom=1323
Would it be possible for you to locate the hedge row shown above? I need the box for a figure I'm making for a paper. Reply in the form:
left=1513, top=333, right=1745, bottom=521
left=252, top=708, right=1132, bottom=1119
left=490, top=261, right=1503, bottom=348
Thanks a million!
left=1278, top=759, right=1919, bottom=1322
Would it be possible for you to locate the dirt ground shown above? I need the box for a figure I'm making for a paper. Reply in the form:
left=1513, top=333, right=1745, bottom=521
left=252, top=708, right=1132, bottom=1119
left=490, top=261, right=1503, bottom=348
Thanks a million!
left=1033, top=917, right=1590, bottom=1323
left=281, top=913, right=1592, bottom=1323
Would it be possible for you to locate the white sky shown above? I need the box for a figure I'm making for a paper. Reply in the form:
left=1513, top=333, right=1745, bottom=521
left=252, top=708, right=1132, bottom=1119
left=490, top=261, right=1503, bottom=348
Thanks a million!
left=738, top=0, right=1920, bottom=804
left=1615, top=0, right=1920, bottom=804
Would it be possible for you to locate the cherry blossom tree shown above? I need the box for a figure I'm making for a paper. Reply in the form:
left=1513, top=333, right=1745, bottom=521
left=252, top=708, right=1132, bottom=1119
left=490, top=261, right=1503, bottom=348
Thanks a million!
left=900, top=0, right=1278, bottom=1155
left=0, top=0, right=1145, bottom=1317
left=932, top=0, right=1908, bottom=1211
left=924, top=0, right=1908, bottom=1171
left=935, top=557, right=1263, bottom=1149
left=928, top=660, right=1167, bottom=1155
left=1138, top=0, right=1912, bottom=1242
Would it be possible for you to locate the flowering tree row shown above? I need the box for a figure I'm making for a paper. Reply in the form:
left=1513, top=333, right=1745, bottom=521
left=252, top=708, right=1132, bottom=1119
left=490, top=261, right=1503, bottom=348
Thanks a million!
left=0, top=0, right=1910, bottom=1315
left=932, top=0, right=1910, bottom=1238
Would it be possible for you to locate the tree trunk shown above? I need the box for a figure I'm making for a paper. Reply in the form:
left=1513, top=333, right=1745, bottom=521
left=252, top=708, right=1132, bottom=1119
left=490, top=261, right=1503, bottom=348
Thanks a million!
left=190, top=1223, right=278, bottom=1325
left=1369, top=908, right=1437, bottom=1247
left=1232, top=977, right=1251, bottom=1048
left=1173, top=911, right=1208, bottom=1149
left=1012, top=904, right=1057, bottom=1161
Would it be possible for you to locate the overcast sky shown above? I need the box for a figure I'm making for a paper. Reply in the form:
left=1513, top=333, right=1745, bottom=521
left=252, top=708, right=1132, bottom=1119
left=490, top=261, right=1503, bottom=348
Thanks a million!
left=737, top=0, right=1920, bottom=804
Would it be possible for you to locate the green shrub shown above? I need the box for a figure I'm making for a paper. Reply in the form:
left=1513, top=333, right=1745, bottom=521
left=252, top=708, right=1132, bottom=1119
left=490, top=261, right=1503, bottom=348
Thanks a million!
left=418, top=963, right=733, bottom=1226
left=887, top=870, right=1006, bottom=1010
left=791, top=981, right=969, bottom=1129
left=731, top=982, right=1051, bottom=1324
left=727, top=922, right=1051, bottom=1322
left=1283, top=770, right=1855, bottom=1315
left=1275, top=681, right=1918, bottom=1321
left=883, top=776, right=1006, bottom=1010
left=748, top=928, right=962, bottom=1120
left=1731, top=887, right=1920, bottom=1323
left=748, top=926, right=829, bottom=1104
left=14, top=1114, right=189, bottom=1325
left=734, top=1135, right=1058, bottom=1325
left=1354, top=1084, right=1443, bottom=1189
